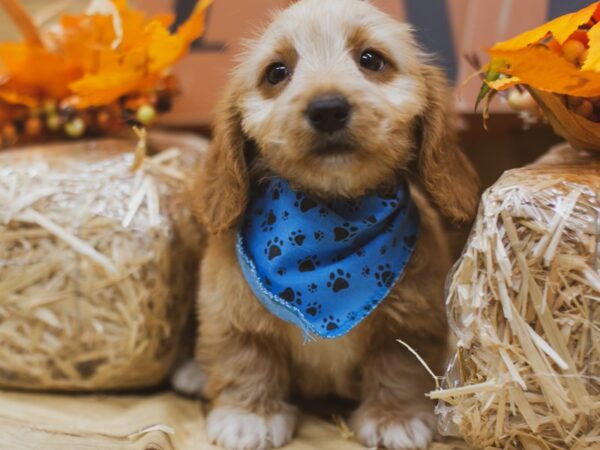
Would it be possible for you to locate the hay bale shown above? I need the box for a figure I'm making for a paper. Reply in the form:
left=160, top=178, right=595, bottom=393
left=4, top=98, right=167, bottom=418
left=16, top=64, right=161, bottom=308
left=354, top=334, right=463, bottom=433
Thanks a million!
left=0, top=134, right=205, bottom=391
left=432, top=144, right=600, bottom=449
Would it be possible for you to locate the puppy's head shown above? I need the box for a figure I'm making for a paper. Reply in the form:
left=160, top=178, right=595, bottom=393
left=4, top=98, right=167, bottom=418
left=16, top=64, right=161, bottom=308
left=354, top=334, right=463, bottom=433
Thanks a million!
left=196, top=0, right=479, bottom=233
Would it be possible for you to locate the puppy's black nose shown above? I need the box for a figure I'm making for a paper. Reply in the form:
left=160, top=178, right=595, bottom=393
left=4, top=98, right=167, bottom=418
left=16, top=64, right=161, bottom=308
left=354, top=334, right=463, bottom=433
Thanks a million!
left=306, top=96, right=351, bottom=133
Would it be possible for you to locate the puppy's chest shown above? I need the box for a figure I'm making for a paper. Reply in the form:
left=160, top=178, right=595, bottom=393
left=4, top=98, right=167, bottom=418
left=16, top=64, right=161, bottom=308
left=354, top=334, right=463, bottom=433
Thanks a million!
left=284, top=326, right=366, bottom=399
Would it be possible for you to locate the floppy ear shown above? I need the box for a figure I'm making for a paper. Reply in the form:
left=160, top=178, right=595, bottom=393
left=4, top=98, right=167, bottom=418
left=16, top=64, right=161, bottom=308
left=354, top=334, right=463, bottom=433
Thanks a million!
left=417, top=65, right=480, bottom=222
left=193, top=81, right=249, bottom=234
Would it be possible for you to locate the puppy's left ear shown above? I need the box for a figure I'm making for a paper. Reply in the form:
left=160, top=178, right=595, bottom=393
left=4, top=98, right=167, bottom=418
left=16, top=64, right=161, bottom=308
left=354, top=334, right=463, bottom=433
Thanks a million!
left=417, top=65, right=480, bottom=222
left=192, top=80, right=249, bottom=234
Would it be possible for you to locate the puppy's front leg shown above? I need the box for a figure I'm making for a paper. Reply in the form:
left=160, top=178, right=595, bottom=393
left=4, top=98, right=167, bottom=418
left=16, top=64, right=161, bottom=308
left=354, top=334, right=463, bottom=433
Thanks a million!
left=198, top=236, right=297, bottom=450
left=201, top=326, right=296, bottom=450
left=351, top=338, right=444, bottom=450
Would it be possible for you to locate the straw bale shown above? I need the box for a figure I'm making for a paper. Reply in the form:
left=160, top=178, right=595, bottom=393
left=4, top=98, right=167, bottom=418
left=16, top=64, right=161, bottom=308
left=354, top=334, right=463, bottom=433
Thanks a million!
left=0, top=133, right=205, bottom=390
left=434, top=144, right=600, bottom=450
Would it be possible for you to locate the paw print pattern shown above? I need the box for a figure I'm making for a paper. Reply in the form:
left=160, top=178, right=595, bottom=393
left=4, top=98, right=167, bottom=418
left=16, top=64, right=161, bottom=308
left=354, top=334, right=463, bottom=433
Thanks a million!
left=264, top=237, right=283, bottom=260
left=278, top=288, right=302, bottom=305
left=333, top=223, right=359, bottom=242
left=374, top=264, right=394, bottom=288
left=297, top=255, right=321, bottom=272
left=243, top=177, right=419, bottom=337
left=404, top=234, right=417, bottom=247
left=271, top=182, right=282, bottom=200
left=261, top=210, right=277, bottom=232
left=294, top=193, right=317, bottom=212
left=381, top=199, right=398, bottom=208
left=363, top=215, right=377, bottom=225
left=379, top=191, right=399, bottom=208
left=305, top=302, right=322, bottom=316
left=327, top=269, right=351, bottom=293
left=332, top=254, right=346, bottom=263
left=288, top=230, right=306, bottom=246
left=344, top=199, right=361, bottom=213
left=321, top=315, right=340, bottom=331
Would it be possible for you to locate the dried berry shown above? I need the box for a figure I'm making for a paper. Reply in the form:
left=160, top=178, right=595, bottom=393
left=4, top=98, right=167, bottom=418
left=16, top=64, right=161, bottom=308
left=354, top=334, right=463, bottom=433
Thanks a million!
left=562, top=39, right=587, bottom=65
left=46, top=114, right=61, bottom=131
left=136, top=105, right=156, bottom=125
left=64, top=117, right=85, bottom=138
left=24, top=117, right=42, bottom=136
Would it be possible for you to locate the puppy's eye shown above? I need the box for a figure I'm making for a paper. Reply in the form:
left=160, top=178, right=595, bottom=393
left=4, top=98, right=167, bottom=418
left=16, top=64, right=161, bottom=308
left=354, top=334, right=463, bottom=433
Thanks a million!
left=266, top=62, right=289, bottom=85
left=360, top=49, right=386, bottom=72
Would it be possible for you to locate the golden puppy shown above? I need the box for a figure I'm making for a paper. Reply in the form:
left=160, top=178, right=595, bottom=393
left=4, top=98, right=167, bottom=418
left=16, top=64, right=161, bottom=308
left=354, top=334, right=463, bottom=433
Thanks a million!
left=191, top=0, right=479, bottom=449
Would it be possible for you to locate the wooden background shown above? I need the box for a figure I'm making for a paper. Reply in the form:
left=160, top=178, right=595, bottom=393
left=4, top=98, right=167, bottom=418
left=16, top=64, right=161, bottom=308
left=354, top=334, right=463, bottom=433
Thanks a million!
left=0, top=0, right=594, bottom=125
left=144, top=0, right=594, bottom=125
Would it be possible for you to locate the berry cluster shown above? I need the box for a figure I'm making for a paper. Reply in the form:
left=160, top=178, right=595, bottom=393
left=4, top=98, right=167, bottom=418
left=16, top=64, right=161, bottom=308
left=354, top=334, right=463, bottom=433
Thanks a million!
left=0, top=76, right=177, bottom=148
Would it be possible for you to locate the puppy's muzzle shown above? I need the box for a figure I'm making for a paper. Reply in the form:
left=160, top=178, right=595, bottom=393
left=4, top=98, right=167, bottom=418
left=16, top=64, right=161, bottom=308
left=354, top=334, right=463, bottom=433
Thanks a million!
left=306, top=95, right=351, bottom=134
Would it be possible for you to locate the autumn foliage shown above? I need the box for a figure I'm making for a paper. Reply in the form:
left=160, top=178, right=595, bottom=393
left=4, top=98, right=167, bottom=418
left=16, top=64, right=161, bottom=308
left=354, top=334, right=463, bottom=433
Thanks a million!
left=479, top=1, right=600, bottom=149
left=486, top=2, right=600, bottom=97
left=0, top=0, right=212, bottom=144
left=1, top=0, right=211, bottom=107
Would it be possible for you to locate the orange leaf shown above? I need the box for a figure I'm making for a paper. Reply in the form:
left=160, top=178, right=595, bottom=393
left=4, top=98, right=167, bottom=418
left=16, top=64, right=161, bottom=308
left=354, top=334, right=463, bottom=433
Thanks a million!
left=0, top=88, right=38, bottom=107
left=146, top=21, right=186, bottom=73
left=176, top=0, right=214, bottom=45
left=491, top=45, right=600, bottom=97
left=151, top=12, right=175, bottom=28
left=568, top=29, right=589, bottom=46
left=493, top=2, right=598, bottom=51
left=0, top=43, right=78, bottom=99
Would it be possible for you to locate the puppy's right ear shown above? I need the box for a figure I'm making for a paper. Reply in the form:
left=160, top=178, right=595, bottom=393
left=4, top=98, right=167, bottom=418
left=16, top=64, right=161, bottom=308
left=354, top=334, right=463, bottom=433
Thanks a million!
left=193, top=82, right=249, bottom=234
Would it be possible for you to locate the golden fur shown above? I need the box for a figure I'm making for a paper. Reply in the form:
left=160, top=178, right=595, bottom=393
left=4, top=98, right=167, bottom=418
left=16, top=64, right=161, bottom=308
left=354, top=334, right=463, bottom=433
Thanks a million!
left=192, top=1, right=480, bottom=449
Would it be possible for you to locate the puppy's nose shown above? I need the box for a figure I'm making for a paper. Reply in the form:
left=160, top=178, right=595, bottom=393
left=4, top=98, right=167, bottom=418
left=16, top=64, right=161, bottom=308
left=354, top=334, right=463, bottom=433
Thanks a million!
left=306, top=96, right=351, bottom=133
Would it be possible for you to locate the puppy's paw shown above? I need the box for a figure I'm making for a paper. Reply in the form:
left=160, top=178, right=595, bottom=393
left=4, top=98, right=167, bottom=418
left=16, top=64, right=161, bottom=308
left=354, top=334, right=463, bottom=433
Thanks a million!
left=171, top=359, right=207, bottom=397
left=206, top=405, right=296, bottom=450
left=351, top=410, right=434, bottom=450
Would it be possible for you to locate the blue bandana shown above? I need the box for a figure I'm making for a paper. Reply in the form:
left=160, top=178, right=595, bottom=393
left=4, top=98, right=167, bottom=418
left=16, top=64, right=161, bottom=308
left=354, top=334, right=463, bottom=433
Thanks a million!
left=236, top=176, right=420, bottom=339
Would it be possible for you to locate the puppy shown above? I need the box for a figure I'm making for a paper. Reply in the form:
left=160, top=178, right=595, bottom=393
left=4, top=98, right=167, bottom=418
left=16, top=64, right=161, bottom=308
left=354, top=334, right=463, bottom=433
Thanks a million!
left=192, top=1, right=479, bottom=449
